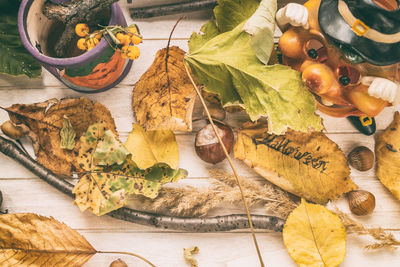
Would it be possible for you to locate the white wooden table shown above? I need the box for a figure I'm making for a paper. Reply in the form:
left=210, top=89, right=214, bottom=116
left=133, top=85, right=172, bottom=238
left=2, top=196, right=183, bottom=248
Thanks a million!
left=1, top=1, right=400, bottom=266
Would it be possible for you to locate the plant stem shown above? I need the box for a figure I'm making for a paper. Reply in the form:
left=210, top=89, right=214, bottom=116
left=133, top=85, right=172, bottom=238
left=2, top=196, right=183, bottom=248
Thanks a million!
left=183, top=64, right=265, bottom=267
left=129, top=0, right=218, bottom=19
left=0, top=135, right=285, bottom=232
left=97, top=251, right=156, bottom=267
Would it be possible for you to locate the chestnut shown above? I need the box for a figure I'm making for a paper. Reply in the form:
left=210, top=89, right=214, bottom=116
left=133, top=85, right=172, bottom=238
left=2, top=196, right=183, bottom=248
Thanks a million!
left=195, top=122, right=234, bottom=164
left=347, top=190, right=376, bottom=216
left=109, top=258, right=128, bottom=267
left=347, top=146, right=374, bottom=172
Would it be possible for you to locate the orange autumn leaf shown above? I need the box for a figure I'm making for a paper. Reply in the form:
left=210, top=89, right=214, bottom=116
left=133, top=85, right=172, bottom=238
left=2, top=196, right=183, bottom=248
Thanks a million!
left=0, top=213, right=96, bottom=266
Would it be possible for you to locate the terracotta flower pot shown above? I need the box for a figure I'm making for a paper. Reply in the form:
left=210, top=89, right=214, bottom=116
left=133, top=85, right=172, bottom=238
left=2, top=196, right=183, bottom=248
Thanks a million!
left=18, top=0, right=132, bottom=93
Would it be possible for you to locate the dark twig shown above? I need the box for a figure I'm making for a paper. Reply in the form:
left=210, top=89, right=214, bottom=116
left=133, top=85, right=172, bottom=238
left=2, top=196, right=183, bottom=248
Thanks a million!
left=129, top=0, right=217, bottom=19
left=0, top=135, right=285, bottom=232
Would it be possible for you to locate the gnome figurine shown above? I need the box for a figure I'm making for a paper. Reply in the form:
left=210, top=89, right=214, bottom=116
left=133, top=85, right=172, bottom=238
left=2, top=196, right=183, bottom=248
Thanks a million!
left=276, top=0, right=399, bottom=135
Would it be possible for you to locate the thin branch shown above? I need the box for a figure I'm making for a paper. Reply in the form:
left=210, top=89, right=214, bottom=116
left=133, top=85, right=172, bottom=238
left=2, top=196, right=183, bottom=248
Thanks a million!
left=184, top=63, right=265, bottom=267
left=0, top=135, right=285, bottom=232
left=129, top=0, right=218, bottom=19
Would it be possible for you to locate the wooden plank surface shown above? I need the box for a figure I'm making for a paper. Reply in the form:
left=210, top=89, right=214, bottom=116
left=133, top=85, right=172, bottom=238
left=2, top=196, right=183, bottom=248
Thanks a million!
left=1, top=1, right=400, bottom=266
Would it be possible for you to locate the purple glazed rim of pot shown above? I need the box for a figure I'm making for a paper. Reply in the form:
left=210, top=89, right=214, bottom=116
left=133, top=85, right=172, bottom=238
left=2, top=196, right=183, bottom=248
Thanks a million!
left=18, top=0, right=124, bottom=69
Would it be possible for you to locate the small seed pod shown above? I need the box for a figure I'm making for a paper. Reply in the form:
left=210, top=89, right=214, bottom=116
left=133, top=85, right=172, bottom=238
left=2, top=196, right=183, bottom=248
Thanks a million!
left=195, top=122, right=234, bottom=164
left=1, top=121, right=24, bottom=140
left=347, top=146, right=374, bottom=171
left=109, top=258, right=128, bottom=267
left=347, top=190, right=376, bottom=216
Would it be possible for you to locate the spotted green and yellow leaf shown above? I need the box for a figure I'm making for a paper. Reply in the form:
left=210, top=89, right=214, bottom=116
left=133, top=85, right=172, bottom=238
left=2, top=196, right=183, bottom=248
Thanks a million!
left=94, top=129, right=129, bottom=166
left=73, top=123, right=187, bottom=215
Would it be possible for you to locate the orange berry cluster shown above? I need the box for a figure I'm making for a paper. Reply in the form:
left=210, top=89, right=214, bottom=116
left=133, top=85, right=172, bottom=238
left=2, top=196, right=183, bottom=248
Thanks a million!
left=75, top=23, right=142, bottom=60
left=115, top=26, right=141, bottom=60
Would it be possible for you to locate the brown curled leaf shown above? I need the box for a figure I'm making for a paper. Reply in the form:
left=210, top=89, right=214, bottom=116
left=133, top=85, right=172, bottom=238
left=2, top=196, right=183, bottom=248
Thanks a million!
left=5, top=97, right=116, bottom=175
left=133, top=46, right=196, bottom=131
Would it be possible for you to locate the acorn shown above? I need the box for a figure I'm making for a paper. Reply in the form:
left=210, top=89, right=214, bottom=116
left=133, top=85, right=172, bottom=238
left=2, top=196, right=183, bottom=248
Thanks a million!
left=195, top=122, right=234, bottom=164
left=347, top=190, right=376, bottom=216
left=109, top=258, right=128, bottom=267
left=1, top=121, right=24, bottom=140
left=347, top=146, right=374, bottom=171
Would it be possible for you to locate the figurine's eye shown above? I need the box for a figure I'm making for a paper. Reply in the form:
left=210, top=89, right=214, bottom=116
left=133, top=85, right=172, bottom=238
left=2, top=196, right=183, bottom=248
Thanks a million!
left=305, top=39, right=327, bottom=63
left=337, top=66, right=361, bottom=86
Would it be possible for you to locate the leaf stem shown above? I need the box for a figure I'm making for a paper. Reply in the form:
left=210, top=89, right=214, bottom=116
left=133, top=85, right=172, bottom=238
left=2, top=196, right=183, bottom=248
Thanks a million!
left=97, top=251, right=156, bottom=267
left=165, top=16, right=186, bottom=116
left=183, top=63, right=265, bottom=267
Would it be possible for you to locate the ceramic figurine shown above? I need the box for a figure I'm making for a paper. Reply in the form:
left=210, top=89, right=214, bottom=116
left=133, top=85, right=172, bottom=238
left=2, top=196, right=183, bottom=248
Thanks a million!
left=276, top=0, right=399, bottom=135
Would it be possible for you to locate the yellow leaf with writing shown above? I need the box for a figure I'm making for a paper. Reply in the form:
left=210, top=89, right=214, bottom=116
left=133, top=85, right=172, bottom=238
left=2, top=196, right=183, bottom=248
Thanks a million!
left=376, top=111, right=400, bottom=200
left=0, top=213, right=96, bottom=266
left=234, top=127, right=357, bottom=204
left=125, top=123, right=179, bottom=169
left=283, top=199, right=346, bottom=267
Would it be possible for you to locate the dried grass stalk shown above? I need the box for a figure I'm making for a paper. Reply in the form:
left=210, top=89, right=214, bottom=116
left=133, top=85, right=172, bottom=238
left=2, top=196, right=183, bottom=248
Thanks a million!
left=134, top=169, right=298, bottom=219
left=335, top=208, right=400, bottom=250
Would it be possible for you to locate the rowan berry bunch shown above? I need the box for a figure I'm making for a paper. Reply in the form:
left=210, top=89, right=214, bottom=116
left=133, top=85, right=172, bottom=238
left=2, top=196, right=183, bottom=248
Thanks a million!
left=75, top=23, right=142, bottom=60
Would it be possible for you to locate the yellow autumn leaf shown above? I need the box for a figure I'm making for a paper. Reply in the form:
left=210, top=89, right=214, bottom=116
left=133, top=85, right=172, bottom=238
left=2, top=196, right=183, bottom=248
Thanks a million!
left=283, top=199, right=346, bottom=267
left=133, top=46, right=196, bottom=131
left=0, top=213, right=96, bottom=266
left=376, top=111, right=400, bottom=200
left=234, top=127, right=357, bottom=204
left=125, top=123, right=179, bottom=169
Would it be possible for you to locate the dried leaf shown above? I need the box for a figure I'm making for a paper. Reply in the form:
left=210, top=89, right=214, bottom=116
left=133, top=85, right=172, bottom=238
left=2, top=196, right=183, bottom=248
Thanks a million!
left=183, top=246, right=199, bottom=267
left=133, top=46, right=196, bottom=131
left=125, top=124, right=179, bottom=169
left=60, top=116, right=76, bottom=150
left=6, top=97, right=116, bottom=175
left=376, top=111, right=400, bottom=200
left=0, top=213, right=96, bottom=266
left=283, top=199, right=346, bottom=267
left=73, top=123, right=187, bottom=215
left=234, top=127, right=357, bottom=204
left=94, top=130, right=129, bottom=166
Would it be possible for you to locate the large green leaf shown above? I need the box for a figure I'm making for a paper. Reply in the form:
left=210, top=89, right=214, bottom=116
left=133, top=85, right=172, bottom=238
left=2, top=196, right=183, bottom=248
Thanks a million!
left=214, top=0, right=261, bottom=33
left=0, top=1, right=41, bottom=78
left=243, top=0, right=277, bottom=64
left=188, top=0, right=260, bottom=53
left=186, top=0, right=322, bottom=134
